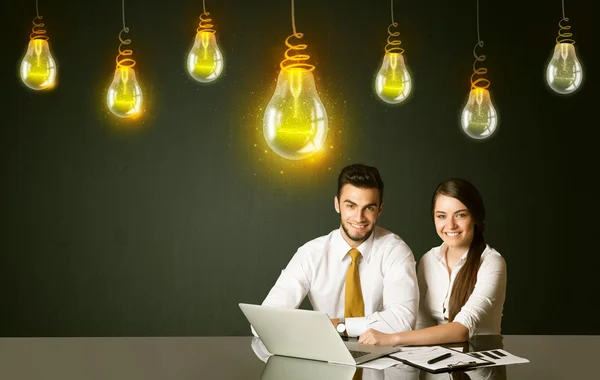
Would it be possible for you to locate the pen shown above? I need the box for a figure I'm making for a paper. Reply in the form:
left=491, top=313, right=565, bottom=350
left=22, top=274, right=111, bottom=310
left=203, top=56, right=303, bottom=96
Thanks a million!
left=427, top=352, right=452, bottom=364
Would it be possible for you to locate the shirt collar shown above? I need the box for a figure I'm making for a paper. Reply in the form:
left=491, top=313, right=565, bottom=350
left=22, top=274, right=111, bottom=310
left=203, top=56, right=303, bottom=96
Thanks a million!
left=436, top=243, right=469, bottom=265
left=334, top=227, right=375, bottom=263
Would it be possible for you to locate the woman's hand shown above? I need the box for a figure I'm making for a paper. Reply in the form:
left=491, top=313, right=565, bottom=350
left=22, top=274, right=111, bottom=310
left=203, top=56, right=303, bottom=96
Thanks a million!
left=358, top=328, right=398, bottom=346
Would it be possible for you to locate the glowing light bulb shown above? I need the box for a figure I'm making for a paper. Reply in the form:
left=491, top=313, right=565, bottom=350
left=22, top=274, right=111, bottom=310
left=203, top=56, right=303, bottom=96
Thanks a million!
left=107, top=27, right=143, bottom=119
left=461, top=87, right=497, bottom=140
left=263, top=67, right=328, bottom=160
left=375, top=52, right=412, bottom=104
left=20, top=38, right=57, bottom=91
left=546, top=43, right=583, bottom=94
left=107, top=66, right=143, bottom=118
left=187, top=31, right=224, bottom=83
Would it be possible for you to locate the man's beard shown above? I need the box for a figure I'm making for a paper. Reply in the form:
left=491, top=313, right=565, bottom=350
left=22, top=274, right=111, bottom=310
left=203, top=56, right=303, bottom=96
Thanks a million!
left=341, top=221, right=374, bottom=243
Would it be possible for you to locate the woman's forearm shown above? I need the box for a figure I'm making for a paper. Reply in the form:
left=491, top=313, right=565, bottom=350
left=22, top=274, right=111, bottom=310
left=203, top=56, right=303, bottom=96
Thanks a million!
left=395, top=322, right=469, bottom=346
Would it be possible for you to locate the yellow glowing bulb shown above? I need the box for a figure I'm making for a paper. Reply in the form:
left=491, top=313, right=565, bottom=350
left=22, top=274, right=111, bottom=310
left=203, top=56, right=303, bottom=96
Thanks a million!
left=375, top=52, right=412, bottom=104
left=461, top=87, right=498, bottom=140
left=187, top=31, right=224, bottom=83
left=263, top=68, right=328, bottom=160
left=20, top=39, right=57, bottom=90
left=106, top=66, right=143, bottom=118
left=546, top=43, right=583, bottom=94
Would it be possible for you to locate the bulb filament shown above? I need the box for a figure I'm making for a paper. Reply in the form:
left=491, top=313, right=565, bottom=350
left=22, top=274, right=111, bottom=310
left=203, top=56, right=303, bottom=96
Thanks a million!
left=470, top=41, right=490, bottom=90
left=385, top=22, right=404, bottom=55
left=116, top=28, right=135, bottom=69
left=280, top=33, right=314, bottom=71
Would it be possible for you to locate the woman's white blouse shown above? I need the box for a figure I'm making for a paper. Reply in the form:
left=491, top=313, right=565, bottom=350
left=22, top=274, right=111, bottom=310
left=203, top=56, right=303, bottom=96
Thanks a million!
left=416, top=244, right=507, bottom=338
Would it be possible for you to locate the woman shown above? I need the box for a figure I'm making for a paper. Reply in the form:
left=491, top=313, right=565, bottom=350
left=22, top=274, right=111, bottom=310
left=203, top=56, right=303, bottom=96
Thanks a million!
left=359, top=179, right=506, bottom=346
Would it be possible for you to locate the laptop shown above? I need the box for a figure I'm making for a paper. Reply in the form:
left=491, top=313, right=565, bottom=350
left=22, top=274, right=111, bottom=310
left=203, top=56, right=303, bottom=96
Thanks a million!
left=239, top=303, right=401, bottom=365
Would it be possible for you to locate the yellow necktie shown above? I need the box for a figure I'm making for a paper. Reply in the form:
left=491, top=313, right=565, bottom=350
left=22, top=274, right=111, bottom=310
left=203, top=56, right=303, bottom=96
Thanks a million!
left=344, top=248, right=365, bottom=318
left=352, top=367, right=363, bottom=380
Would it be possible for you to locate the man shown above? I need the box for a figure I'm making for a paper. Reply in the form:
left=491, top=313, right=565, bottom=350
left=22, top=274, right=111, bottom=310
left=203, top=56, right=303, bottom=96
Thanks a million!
left=259, top=163, right=418, bottom=337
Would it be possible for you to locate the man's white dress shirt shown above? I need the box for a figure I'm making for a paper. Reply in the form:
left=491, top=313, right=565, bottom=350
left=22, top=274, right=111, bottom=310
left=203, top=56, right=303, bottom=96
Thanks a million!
left=261, top=226, right=419, bottom=337
left=416, top=243, right=506, bottom=338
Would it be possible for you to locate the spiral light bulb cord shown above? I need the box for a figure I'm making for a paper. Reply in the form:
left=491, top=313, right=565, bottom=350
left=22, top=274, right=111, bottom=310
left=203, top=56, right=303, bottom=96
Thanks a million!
left=470, top=0, right=490, bottom=90
left=385, top=1, right=404, bottom=54
left=30, top=1, right=48, bottom=40
left=115, top=0, right=135, bottom=69
left=556, top=1, right=575, bottom=44
left=280, top=0, right=315, bottom=71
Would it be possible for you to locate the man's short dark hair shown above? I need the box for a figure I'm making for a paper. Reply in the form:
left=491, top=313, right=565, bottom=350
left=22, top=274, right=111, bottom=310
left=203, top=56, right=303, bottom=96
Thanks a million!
left=336, top=164, right=384, bottom=201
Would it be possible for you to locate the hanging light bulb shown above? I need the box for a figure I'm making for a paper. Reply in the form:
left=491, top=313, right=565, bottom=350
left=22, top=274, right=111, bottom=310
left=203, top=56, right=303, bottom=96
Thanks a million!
left=461, top=87, right=497, bottom=139
left=545, top=5, right=583, bottom=94
left=376, top=53, right=411, bottom=104
left=460, top=0, right=497, bottom=140
left=546, top=44, right=582, bottom=94
left=187, top=2, right=224, bottom=83
left=375, top=1, right=412, bottom=104
left=461, top=46, right=498, bottom=140
left=106, top=1, right=142, bottom=119
left=106, top=27, right=143, bottom=118
left=20, top=10, right=57, bottom=91
left=107, top=67, right=142, bottom=118
left=263, top=46, right=328, bottom=160
left=264, top=62, right=328, bottom=160
left=262, top=0, right=328, bottom=161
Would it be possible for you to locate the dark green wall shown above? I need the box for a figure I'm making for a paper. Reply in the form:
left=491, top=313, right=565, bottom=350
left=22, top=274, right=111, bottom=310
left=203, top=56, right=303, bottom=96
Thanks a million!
left=1, top=0, right=596, bottom=336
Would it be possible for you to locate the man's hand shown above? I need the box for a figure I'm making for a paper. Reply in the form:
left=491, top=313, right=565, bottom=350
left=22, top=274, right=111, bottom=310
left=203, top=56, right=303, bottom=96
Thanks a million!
left=330, top=318, right=340, bottom=327
left=358, top=328, right=398, bottom=346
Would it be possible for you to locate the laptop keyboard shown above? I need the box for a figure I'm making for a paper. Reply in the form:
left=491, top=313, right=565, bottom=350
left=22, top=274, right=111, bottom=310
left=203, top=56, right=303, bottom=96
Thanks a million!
left=349, top=350, right=370, bottom=358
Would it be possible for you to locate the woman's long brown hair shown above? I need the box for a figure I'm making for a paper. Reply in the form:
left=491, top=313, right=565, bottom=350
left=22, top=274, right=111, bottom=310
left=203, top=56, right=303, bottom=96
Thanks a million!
left=432, top=179, right=486, bottom=322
